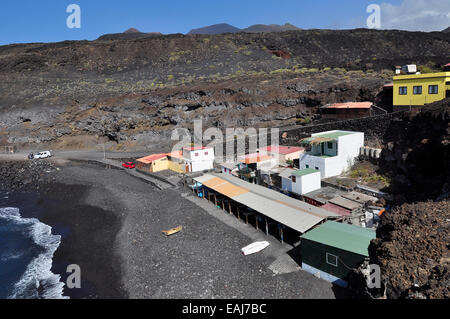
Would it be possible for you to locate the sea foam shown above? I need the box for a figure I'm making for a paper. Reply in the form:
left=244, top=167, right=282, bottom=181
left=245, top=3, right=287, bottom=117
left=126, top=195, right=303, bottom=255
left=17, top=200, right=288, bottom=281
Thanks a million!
left=0, top=207, right=68, bottom=299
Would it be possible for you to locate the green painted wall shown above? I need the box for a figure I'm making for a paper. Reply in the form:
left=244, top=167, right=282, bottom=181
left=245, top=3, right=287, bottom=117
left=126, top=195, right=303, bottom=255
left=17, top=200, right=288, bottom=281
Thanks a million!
left=301, top=239, right=366, bottom=280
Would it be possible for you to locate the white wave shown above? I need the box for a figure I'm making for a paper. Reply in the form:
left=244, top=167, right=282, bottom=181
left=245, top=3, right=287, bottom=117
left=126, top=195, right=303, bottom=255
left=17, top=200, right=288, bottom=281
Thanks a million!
left=0, top=251, right=24, bottom=262
left=0, top=207, right=68, bottom=299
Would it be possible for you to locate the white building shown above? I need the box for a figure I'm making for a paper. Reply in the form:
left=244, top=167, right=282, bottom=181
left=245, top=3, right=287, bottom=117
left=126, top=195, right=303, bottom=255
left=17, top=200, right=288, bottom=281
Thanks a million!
left=280, top=168, right=322, bottom=195
left=299, top=130, right=364, bottom=178
left=182, top=146, right=215, bottom=172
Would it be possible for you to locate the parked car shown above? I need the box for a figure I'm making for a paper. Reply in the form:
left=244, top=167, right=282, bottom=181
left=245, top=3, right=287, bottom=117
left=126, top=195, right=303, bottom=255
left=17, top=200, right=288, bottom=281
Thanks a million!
left=34, top=151, right=52, bottom=159
left=122, top=162, right=135, bottom=169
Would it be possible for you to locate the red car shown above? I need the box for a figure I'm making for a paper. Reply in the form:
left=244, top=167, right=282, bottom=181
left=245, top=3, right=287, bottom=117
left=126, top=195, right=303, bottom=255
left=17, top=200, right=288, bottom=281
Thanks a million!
left=122, top=162, right=136, bottom=169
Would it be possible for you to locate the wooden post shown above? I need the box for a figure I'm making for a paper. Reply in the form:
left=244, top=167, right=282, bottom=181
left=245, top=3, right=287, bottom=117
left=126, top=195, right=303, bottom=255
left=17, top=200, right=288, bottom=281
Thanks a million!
left=256, top=215, right=259, bottom=230
left=222, top=199, right=225, bottom=211
left=214, top=194, right=217, bottom=207
left=237, top=205, right=240, bottom=220
left=245, top=214, right=249, bottom=225
left=280, top=225, right=284, bottom=245
left=265, top=218, right=269, bottom=236
left=229, top=201, right=232, bottom=215
left=208, top=191, right=211, bottom=203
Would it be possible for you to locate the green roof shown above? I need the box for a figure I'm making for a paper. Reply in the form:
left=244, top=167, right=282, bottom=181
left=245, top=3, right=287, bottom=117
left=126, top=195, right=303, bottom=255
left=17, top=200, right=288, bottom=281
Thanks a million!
left=313, top=131, right=354, bottom=139
left=300, top=221, right=376, bottom=256
left=292, top=168, right=320, bottom=177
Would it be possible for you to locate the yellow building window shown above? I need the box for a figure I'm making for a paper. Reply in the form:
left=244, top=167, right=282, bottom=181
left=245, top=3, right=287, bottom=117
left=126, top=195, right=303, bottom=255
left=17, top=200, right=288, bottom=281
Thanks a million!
left=428, top=85, right=438, bottom=94
left=399, top=86, right=408, bottom=95
left=413, top=86, right=422, bottom=95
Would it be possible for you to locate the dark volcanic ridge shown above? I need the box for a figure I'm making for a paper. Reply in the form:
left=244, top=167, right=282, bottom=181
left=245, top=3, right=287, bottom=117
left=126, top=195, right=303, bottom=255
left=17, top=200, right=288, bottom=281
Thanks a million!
left=187, top=23, right=301, bottom=35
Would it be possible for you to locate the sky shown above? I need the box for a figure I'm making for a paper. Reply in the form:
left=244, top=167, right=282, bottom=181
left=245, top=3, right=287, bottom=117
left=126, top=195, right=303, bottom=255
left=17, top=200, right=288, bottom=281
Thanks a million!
left=0, top=0, right=449, bottom=45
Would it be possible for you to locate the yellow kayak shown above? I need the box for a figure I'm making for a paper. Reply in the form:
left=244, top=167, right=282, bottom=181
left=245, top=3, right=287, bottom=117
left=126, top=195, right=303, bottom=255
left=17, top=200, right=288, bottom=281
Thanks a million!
left=162, top=226, right=183, bottom=236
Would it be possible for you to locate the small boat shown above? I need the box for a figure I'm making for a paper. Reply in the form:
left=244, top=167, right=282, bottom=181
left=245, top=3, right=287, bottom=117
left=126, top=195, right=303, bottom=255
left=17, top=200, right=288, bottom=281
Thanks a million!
left=241, top=241, right=270, bottom=256
left=162, top=226, right=183, bottom=236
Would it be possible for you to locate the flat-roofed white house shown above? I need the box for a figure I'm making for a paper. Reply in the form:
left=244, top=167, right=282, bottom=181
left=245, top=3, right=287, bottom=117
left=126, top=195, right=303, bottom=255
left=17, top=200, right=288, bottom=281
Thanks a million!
left=182, top=146, right=215, bottom=172
left=280, top=168, right=322, bottom=195
left=299, top=130, right=364, bottom=178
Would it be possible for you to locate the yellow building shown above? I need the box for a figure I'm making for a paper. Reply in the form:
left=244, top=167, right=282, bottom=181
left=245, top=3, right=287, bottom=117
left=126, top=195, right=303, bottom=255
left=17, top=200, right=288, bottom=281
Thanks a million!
left=393, top=72, right=450, bottom=111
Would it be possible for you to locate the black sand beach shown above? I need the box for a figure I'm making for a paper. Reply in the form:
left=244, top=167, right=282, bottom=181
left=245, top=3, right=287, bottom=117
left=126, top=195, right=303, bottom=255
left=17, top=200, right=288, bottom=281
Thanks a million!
left=5, top=185, right=126, bottom=298
left=2, top=159, right=338, bottom=299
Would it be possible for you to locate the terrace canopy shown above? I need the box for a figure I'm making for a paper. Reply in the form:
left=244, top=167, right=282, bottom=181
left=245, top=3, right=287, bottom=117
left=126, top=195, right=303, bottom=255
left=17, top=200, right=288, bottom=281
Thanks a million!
left=194, top=173, right=338, bottom=233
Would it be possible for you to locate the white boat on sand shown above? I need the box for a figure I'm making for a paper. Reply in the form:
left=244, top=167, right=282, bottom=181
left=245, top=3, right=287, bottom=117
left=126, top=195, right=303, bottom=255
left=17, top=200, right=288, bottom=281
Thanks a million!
left=241, top=241, right=270, bottom=256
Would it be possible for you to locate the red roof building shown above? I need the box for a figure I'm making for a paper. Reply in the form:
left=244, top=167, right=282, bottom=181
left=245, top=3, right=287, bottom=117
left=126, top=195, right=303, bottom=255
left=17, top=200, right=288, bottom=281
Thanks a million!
left=260, top=145, right=304, bottom=155
left=320, top=102, right=373, bottom=120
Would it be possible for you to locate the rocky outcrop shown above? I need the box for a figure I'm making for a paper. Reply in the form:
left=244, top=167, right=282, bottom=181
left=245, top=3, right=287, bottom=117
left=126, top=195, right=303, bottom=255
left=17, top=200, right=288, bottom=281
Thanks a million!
left=380, top=99, right=450, bottom=203
left=0, top=71, right=391, bottom=150
left=0, top=160, right=59, bottom=192
left=370, top=201, right=450, bottom=299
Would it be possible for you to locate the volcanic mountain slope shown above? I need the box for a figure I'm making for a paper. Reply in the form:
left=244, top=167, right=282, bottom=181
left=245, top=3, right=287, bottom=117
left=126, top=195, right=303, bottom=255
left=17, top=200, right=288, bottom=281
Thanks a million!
left=0, top=29, right=448, bottom=150
left=0, top=29, right=448, bottom=109
left=0, top=70, right=391, bottom=150
left=188, top=23, right=241, bottom=35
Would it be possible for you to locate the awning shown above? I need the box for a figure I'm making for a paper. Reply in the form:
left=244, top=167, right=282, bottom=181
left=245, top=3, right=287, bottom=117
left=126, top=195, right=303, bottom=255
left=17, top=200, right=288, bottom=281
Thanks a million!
left=300, top=136, right=335, bottom=145
left=193, top=173, right=338, bottom=233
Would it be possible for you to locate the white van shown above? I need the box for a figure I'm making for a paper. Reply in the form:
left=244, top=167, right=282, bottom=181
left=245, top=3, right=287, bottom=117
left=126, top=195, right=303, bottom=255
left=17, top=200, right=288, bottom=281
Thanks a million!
left=34, top=151, right=52, bottom=159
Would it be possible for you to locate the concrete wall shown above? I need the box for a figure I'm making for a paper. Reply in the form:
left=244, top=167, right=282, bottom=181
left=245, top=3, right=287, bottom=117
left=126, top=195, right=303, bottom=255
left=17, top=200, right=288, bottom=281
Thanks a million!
left=188, top=159, right=214, bottom=172
left=152, top=157, right=170, bottom=172
left=296, top=171, right=321, bottom=194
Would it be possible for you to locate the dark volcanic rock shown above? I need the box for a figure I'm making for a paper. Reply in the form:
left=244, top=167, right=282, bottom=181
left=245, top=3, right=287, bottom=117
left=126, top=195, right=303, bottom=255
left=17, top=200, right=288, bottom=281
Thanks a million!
left=370, top=201, right=450, bottom=299
left=0, top=160, right=58, bottom=192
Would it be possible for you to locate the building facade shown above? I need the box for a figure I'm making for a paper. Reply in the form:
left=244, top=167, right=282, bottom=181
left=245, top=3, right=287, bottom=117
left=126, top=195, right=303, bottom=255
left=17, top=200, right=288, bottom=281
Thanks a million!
left=182, top=146, right=215, bottom=173
left=393, top=72, right=450, bottom=111
left=320, top=102, right=373, bottom=120
left=280, top=168, right=321, bottom=195
left=300, top=221, right=376, bottom=287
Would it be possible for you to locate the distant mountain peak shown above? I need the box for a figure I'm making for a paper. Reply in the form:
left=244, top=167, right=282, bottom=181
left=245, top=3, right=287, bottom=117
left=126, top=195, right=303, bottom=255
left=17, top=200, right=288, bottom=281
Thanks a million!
left=188, top=23, right=241, bottom=35
left=443, top=26, right=450, bottom=33
left=241, top=23, right=301, bottom=33
left=124, top=28, right=141, bottom=34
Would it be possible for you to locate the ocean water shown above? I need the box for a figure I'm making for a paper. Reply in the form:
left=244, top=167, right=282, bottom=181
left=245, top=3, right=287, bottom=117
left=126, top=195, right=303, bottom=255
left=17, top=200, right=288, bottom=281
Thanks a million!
left=0, top=194, right=67, bottom=299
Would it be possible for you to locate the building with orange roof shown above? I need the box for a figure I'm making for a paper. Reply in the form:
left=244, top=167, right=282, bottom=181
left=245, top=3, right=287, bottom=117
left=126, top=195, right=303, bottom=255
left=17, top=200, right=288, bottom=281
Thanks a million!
left=259, top=145, right=304, bottom=166
left=136, top=153, right=170, bottom=172
left=136, top=146, right=215, bottom=174
left=320, top=102, right=373, bottom=120
left=237, top=152, right=278, bottom=183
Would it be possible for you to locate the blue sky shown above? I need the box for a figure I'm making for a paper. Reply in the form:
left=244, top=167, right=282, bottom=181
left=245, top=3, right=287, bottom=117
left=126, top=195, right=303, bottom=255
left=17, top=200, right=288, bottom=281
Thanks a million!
left=0, top=0, right=448, bottom=45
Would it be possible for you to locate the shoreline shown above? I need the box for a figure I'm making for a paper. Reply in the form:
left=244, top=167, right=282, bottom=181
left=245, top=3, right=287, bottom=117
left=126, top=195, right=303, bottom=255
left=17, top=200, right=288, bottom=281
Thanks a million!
left=3, top=185, right=127, bottom=299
